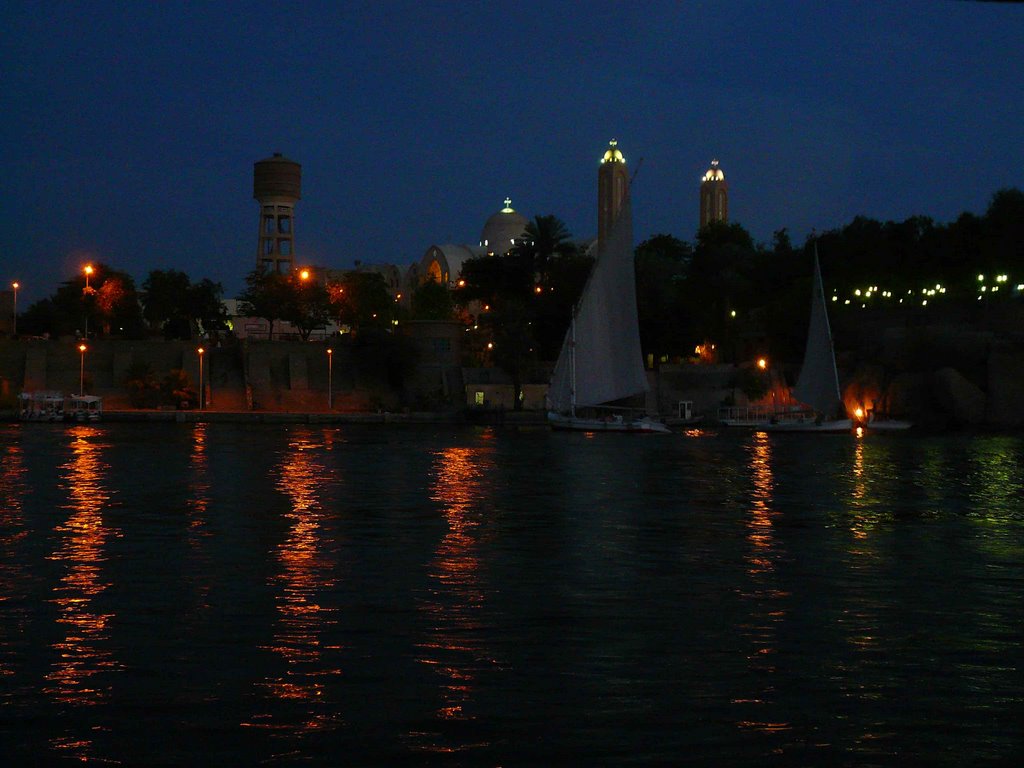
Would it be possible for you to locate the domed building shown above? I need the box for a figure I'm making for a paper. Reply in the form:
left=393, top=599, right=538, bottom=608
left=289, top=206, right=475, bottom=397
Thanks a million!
left=413, top=197, right=530, bottom=291
left=479, top=198, right=529, bottom=256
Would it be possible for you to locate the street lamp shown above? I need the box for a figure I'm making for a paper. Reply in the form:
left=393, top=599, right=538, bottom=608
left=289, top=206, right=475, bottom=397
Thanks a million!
left=11, top=281, right=18, bottom=337
left=197, top=347, right=204, bottom=410
left=78, top=343, right=87, bottom=395
left=327, top=348, right=333, bottom=410
left=83, top=265, right=94, bottom=339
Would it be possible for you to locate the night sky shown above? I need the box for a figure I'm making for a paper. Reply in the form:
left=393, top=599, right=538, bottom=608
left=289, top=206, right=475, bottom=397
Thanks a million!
left=3, top=1, right=1022, bottom=305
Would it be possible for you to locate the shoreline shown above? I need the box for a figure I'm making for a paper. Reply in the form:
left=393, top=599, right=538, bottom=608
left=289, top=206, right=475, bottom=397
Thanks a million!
left=1, top=408, right=551, bottom=426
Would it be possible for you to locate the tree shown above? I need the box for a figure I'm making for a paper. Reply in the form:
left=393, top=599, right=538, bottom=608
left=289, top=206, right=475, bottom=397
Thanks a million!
left=686, top=221, right=759, bottom=360
left=237, top=268, right=294, bottom=340
left=486, top=298, right=537, bottom=410
left=142, top=269, right=192, bottom=337
left=188, top=278, right=229, bottom=335
left=515, top=214, right=577, bottom=281
left=285, top=273, right=332, bottom=340
left=329, top=271, right=393, bottom=332
left=635, top=234, right=692, bottom=365
left=143, top=270, right=227, bottom=339
left=409, top=280, right=455, bottom=321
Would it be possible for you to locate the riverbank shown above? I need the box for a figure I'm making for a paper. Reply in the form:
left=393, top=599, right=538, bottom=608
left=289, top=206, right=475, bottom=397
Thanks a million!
left=1, top=407, right=551, bottom=426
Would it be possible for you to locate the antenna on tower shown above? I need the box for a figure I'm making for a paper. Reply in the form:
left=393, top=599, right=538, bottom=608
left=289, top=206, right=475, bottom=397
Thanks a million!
left=630, top=157, right=644, bottom=187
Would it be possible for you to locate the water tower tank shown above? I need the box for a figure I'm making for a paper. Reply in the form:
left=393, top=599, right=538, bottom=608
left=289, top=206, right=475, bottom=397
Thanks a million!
left=253, top=153, right=301, bottom=202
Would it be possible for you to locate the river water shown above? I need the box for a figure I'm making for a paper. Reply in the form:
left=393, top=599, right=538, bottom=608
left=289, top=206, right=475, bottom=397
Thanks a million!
left=0, top=422, right=1021, bottom=766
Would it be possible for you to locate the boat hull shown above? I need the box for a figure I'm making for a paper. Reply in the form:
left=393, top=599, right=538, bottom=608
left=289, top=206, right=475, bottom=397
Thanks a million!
left=865, top=419, right=912, bottom=432
left=547, top=412, right=671, bottom=434
left=760, top=418, right=854, bottom=433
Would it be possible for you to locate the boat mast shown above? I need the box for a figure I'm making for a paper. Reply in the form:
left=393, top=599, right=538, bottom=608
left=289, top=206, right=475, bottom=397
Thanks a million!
left=569, top=315, right=576, bottom=417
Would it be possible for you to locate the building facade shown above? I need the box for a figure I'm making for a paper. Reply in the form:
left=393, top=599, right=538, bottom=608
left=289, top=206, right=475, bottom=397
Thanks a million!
left=699, top=159, right=728, bottom=228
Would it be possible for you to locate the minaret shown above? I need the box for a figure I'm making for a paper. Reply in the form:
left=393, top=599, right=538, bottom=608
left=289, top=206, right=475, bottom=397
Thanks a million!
left=254, top=152, right=301, bottom=272
left=598, top=139, right=629, bottom=251
left=700, top=159, right=728, bottom=228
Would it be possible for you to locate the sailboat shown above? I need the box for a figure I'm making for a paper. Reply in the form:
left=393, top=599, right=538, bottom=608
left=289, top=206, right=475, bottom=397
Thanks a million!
left=763, top=247, right=853, bottom=433
left=546, top=196, right=669, bottom=433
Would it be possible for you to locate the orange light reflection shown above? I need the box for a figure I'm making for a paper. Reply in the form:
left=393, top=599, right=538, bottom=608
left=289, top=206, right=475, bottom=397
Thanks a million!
left=0, top=436, right=30, bottom=680
left=408, top=444, right=497, bottom=755
left=735, top=432, right=791, bottom=737
left=44, top=426, right=121, bottom=761
left=252, top=432, right=342, bottom=736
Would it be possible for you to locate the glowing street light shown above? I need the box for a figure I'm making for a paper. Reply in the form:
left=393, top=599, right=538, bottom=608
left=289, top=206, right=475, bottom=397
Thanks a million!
left=326, top=348, right=333, bottom=410
left=299, top=268, right=310, bottom=281
left=757, top=357, right=767, bottom=370
left=197, top=347, right=205, bottom=410
left=78, top=343, right=87, bottom=395
left=83, top=264, right=94, bottom=339
left=11, top=281, right=18, bottom=337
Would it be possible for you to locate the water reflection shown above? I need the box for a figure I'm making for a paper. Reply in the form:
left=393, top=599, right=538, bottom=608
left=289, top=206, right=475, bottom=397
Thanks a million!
left=409, top=442, right=497, bottom=754
left=0, top=434, right=29, bottom=687
left=185, top=424, right=213, bottom=612
left=45, top=426, right=121, bottom=760
left=966, top=437, right=1024, bottom=518
left=735, top=432, right=791, bottom=737
left=249, top=430, right=341, bottom=738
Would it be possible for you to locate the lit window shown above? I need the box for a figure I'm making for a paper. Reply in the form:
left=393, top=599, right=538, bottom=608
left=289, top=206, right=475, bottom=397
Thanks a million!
left=474, top=391, right=484, bottom=405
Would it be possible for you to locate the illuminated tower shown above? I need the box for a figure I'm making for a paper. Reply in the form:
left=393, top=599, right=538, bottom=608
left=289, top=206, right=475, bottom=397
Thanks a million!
left=254, top=152, right=301, bottom=272
left=700, top=159, right=728, bottom=228
left=598, top=139, right=629, bottom=251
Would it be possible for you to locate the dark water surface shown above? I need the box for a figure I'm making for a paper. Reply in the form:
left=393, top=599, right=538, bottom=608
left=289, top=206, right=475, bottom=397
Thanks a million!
left=1, top=422, right=1022, bottom=765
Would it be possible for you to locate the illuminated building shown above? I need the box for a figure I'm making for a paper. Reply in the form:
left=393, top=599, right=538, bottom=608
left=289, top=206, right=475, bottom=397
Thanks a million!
left=254, top=152, right=301, bottom=273
left=598, top=139, right=629, bottom=251
left=700, top=159, right=728, bottom=227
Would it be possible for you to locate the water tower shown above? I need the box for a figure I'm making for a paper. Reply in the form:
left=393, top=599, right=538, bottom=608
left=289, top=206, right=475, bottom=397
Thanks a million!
left=254, top=152, right=301, bottom=272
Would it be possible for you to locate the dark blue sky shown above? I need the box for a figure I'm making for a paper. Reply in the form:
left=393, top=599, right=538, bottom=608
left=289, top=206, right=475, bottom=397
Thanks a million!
left=3, top=1, right=1022, bottom=305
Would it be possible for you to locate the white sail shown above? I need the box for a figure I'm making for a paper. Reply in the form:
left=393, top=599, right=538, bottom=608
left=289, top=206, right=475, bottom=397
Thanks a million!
left=548, top=196, right=648, bottom=413
left=792, top=250, right=843, bottom=417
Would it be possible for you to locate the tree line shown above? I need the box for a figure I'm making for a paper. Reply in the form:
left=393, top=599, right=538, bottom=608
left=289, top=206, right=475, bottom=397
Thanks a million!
left=13, top=188, right=1022, bottom=378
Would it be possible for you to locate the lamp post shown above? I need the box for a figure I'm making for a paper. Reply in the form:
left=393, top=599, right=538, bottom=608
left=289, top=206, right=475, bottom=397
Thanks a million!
left=78, top=343, right=87, bottom=395
left=11, top=281, right=18, bottom=337
left=197, top=347, right=204, bottom=410
left=83, top=264, right=94, bottom=339
left=327, top=348, right=333, bottom=410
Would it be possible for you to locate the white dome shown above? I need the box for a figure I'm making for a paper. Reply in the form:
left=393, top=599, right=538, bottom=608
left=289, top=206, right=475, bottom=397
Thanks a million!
left=480, top=198, right=528, bottom=255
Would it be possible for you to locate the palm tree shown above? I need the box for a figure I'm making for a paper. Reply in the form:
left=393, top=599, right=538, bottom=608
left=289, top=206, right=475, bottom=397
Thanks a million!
left=517, top=214, right=576, bottom=283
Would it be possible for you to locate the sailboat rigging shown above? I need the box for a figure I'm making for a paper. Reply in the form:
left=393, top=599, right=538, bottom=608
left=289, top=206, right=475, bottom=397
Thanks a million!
left=546, top=193, right=668, bottom=433
left=763, top=245, right=853, bottom=433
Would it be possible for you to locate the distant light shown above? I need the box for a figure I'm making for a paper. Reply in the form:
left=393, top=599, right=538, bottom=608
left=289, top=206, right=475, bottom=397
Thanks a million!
left=486, top=342, right=494, bottom=350
left=855, top=407, right=863, bottom=419
left=730, top=310, right=736, bottom=317
left=978, top=274, right=985, bottom=281
left=757, top=358, right=767, bottom=370
left=832, top=295, right=838, bottom=301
